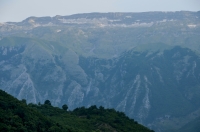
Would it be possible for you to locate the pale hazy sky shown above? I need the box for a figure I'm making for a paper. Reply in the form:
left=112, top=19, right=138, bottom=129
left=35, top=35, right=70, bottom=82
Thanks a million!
left=0, top=0, right=200, bottom=22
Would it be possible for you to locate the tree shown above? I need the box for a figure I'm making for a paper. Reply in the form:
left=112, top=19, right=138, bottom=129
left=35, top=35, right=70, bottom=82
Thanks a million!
left=44, top=100, right=51, bottom=106
left=62, top=104, right=68, bottom=111
left=21, top=99, right=26, bottom=104
left=99, top=106, right=104, bottom=111
left=89, top=105, right=97, bottom=110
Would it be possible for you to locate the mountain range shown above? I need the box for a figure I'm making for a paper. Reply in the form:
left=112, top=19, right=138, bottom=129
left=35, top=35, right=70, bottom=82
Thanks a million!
left=0, top=11, right=200, bottom=132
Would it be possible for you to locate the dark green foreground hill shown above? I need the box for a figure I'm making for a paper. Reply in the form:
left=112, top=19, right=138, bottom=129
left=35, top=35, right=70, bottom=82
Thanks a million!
left=0, top=90, right=153, bottom=132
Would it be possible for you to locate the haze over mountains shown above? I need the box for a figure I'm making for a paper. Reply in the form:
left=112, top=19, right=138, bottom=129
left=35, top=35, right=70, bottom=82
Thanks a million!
left=0, top=11, right=200, bottom=132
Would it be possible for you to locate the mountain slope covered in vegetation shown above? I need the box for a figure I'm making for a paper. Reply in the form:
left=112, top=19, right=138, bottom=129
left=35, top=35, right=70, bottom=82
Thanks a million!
left=0, top=89, right=153, bottom=132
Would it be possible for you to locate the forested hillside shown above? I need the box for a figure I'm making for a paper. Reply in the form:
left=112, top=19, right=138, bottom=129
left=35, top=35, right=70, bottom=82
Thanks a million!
left=0, top=89, right=153, bottom=132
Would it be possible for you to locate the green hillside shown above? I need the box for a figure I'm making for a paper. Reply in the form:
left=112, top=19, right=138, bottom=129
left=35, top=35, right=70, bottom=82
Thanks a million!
left=0, top=89, right=153, bottom=132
